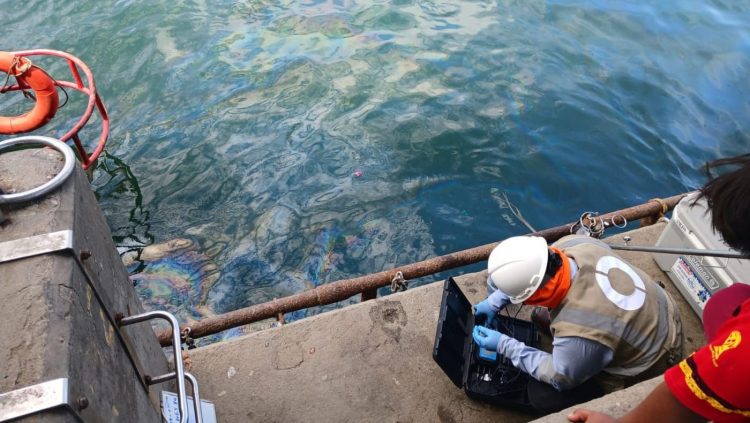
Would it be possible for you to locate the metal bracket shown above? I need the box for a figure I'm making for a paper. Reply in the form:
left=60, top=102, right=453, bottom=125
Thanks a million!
left=0, top=378, right=78, bottom=422
left=0, top=230, right=73, bottom=264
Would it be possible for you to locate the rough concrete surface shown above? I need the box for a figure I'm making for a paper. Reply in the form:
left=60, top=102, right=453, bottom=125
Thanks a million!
left=0, top=149, right=168, bottom=422
left=187, top=272, right=532, bottom=423
left=187, top=222, right=705, bottom=422
left=0, top=148, right=67, bottom=391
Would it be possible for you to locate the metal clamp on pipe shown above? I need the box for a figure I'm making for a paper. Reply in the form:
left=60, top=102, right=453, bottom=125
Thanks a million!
left=118, top=311, right=188, bottom=423
left=0, top=136, right=75, bottom=204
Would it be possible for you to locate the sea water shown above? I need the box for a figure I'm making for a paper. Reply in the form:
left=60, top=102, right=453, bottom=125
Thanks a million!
left=3, top=0, right=749, bottom=340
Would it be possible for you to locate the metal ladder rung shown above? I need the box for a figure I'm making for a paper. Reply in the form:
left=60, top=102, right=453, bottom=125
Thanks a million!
left=119, top=310, right=197, bottom=423
left=148, top=372, right=204, bottom=423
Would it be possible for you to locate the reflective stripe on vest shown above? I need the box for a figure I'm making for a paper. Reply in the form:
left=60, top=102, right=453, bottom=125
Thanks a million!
left=554, top=278, right=670, bottom=375
left=606, top=285, right=670, bottom=375
left=550, top=235, right=673, bottom=375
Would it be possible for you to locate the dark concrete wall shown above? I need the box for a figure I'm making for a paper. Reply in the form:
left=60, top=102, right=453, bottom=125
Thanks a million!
left=0, top=148, right=169, bottom=422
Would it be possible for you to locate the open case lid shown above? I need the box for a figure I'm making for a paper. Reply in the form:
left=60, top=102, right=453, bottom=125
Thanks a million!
left=432, top=277, right=474, bottom=387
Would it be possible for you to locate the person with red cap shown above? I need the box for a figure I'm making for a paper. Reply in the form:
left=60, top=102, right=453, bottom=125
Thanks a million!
left=568, top=154, right=750, bottom=423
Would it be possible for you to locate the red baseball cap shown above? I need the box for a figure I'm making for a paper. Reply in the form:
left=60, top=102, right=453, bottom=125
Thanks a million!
left=702, top=283, right=750, bottom=341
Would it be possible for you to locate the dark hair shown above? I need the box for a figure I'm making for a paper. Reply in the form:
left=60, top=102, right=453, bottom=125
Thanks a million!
left=541, top=249, right=563, bottom=285
left=694, top=154, right=750, bottom=255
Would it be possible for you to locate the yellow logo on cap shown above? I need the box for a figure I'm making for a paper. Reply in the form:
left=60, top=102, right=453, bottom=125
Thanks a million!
left=710, top=330, right=741, bottom=367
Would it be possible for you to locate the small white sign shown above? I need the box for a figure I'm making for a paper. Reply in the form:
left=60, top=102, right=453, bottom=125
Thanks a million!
left=161, top=391, right=217, bottom=423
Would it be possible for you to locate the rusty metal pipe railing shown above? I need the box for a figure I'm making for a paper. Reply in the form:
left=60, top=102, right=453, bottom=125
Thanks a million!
left=157, top=194, right=686, bottom=345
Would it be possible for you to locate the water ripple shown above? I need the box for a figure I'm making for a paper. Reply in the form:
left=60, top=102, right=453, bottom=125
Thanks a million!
left=4, top=0, right=749, bottom=336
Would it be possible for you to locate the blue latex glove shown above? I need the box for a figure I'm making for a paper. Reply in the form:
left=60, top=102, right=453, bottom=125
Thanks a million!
left=473, top=299, right=496, bottom=326
left=472, top=325, right=505, bottom=352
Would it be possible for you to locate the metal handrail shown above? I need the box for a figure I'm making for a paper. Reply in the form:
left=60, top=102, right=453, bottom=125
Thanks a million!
left=157, top=194, right=686, bottom=345
left=119, top=311, right=188, bottom=423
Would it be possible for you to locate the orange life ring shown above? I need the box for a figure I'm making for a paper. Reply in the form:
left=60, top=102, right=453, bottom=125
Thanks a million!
left=0, top=51, right=59, bottom=134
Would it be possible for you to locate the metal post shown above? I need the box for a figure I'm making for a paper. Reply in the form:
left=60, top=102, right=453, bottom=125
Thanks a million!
left=185, top=372, right=203, bottom=423
left=610, top=244, right=748, bottom=259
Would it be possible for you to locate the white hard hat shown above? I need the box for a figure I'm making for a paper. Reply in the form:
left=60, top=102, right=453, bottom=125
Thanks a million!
left=487, top=236, right=549, bottom=304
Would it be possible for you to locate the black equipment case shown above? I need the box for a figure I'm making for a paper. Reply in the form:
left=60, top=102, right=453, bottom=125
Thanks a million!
left=432, top=277, right=539, bottom=411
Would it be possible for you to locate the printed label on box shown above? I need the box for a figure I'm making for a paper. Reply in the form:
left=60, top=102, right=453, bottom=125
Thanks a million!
left=671, top=257, right=711, bottom=310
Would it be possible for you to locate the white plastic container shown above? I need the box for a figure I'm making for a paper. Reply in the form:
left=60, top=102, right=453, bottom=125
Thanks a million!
left=654, top=192, right=750, bottom=319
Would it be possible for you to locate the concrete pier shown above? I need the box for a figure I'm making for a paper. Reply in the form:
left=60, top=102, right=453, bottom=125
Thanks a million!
left=185, top=222, right=705, bottom=422
left=0, top=148, right=170, bottom=422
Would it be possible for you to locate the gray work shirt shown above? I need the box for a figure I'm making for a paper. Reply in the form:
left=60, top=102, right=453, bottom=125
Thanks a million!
left=487, top=258, right=614, bottom=391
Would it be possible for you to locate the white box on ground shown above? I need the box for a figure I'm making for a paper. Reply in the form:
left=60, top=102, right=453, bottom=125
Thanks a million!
left=654, top=192, right=750, bottom=319
left=162, top=391, right=217, bottom=423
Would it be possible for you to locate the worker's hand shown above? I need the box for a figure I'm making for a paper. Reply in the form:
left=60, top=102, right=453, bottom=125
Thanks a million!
left=567, top=408, right=618, bottom=422
left=472, top=325, right=504, bottom=352
left=473, top=299, right=496, bottom=326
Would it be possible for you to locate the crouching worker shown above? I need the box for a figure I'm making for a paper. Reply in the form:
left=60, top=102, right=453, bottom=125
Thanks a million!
left=472, top=234, right=683, bottom=413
